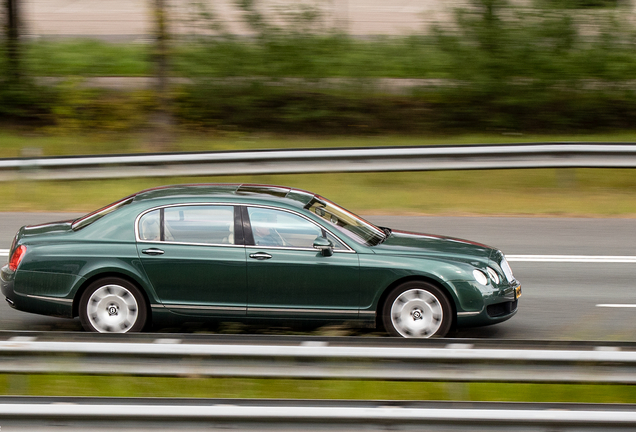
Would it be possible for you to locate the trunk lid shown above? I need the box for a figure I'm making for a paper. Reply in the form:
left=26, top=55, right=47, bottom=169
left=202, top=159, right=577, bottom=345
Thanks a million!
left=10, top=220, right=75, bottom=254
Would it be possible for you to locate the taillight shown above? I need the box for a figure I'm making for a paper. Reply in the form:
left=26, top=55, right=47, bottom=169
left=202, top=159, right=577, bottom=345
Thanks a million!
left=9, top=245, right=26, bottom=271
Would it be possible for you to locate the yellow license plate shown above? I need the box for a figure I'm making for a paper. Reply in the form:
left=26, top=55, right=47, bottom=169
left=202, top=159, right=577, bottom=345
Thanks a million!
left=515, top=285, right=522, bottom=299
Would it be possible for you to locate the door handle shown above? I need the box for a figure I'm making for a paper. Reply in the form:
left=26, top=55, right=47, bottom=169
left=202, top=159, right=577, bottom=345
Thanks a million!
left=249, top=252, right=272, bottom=260
left=142, top=248, right=165, bottom=255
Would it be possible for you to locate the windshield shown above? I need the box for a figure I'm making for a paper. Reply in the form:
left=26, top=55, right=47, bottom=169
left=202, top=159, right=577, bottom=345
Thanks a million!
left=306, top=196, right=386, bottom=246
left=72, top=196, right=134, bottom=231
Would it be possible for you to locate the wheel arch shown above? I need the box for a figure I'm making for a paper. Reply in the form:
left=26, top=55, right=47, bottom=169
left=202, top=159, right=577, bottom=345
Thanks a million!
left=375, top=275, right=458, bottom=331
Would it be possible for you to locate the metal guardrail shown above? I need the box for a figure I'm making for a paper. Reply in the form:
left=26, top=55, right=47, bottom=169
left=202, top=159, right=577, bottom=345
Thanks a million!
left=1, top=397, right=636, bottom=430
left=2, top=333, right=636, bottom=384
left=2, top=142, right=636, bottom=181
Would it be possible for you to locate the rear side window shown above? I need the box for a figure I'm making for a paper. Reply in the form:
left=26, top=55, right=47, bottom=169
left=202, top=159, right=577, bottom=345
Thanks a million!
left=138, top=206, right=236, bottom=245
left=139, top=210, right=161, bottom=241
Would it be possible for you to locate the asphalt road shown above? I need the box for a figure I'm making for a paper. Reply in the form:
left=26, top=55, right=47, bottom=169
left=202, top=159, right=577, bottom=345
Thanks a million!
left=1, top=213, right=635, bottom=341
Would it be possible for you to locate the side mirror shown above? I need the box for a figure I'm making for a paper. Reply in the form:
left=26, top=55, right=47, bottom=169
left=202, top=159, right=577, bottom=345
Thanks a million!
left=313, top=236, right=334, bottom=257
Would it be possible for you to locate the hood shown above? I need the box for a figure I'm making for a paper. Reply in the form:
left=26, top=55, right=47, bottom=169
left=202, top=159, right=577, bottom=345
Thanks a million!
left=373, top=229, right=495, bottom=261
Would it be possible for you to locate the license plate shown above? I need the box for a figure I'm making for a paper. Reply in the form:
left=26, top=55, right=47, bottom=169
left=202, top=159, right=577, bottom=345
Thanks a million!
left=515, top=285, right=522, bottom=299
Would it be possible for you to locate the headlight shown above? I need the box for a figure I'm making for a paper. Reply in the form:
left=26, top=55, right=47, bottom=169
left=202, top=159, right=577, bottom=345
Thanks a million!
left=472, top=269, right=488, bottom=285
left=487, top=267, right=500, bottom=284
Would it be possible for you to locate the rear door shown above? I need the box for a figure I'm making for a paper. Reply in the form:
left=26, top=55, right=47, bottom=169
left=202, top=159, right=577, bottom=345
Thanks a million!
left=136, top=204, right=247, bottom=317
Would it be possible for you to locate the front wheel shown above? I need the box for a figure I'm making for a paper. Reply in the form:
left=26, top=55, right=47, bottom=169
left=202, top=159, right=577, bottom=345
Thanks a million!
left=382, top=282, right=452, bottom=338
left=79, top=277, right=147, bottom=333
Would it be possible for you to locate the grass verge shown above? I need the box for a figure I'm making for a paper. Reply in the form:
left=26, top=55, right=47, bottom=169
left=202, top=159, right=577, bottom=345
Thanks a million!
left=3, top=169, right=636, bottom=216
left=4, top=131, right=636, bottom=158
left=2, top=375, right=636, bottom=403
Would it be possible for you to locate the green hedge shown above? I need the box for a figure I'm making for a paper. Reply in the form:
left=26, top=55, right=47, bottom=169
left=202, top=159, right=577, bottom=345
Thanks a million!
left=172, top=81, right=636, bottom=134
left=2, top=0, right=636, bottom=134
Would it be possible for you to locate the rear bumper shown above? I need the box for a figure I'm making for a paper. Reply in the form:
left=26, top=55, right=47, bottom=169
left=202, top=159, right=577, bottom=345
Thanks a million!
left=1, top=265, right=73, bottom=318
left=1, top=265, right=15, bottom=304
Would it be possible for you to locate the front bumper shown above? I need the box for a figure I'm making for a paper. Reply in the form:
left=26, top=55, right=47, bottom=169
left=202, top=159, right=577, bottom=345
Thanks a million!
left=456, top=280, right=521, bottom=328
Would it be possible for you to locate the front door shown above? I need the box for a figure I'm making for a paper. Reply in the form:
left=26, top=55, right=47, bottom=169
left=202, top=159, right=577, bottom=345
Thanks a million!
left=136, top=205, right=247, bottom=317
left=244, top=206, right=359, bottom=320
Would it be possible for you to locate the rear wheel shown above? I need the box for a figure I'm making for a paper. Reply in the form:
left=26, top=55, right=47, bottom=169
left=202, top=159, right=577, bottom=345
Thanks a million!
left=382, top=282, right=452, bottom=338
left=79, top=277, right=147, bottom=333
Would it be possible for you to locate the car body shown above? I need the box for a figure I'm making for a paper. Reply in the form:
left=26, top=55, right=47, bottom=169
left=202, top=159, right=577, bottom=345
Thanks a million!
left=1, top=184, right=521, bottom=337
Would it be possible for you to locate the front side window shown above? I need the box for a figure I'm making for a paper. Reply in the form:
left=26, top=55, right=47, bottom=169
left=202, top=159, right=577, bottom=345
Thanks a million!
left=138, top=205, right=235, bottom=245
left=248, top=207, right=344, bottom=249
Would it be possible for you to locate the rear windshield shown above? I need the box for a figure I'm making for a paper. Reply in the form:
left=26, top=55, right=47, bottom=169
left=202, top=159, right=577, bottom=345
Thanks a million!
left=72, top=196, right=134, bottom=231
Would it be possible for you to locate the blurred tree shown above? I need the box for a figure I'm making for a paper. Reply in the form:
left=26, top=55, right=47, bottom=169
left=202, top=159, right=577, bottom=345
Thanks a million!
left=149, top=0, right=174, bottom=150
left=235, top=0, right=269, bottom=35
left=4, top=0, right=21, bottom=81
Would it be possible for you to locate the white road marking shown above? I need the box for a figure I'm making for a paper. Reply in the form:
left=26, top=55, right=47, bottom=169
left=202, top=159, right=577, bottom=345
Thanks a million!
left=596, top=304, right=636, bottom=308
left=0, top=249, right=8, bottom=257
left=507, top=255, right=636, bottom=263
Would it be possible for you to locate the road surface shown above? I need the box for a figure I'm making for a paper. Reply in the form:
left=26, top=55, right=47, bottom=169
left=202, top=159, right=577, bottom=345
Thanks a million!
left=1, top=213, right=635, bottom=340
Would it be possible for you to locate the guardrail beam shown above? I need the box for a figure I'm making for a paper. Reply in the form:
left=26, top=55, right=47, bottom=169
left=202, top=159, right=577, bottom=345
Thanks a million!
left=2, top=143, right=636, bottom=181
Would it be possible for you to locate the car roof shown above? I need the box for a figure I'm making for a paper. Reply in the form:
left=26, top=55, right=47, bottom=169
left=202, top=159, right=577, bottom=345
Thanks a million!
left=132, top=183, right=316, bottom=207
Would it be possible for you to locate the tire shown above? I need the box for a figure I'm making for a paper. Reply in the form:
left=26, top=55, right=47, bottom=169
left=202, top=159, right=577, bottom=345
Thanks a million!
left=382, top=281, right=452, bottom=338
left=79, top=277, right=148, bottom=333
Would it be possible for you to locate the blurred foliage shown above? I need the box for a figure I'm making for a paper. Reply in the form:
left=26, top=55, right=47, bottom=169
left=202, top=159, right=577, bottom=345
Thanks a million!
left=25, top=40, right=150, bottom=76
left=2, top=0, right=636, bottom=133
left=0, top=41, right=53, bottom=124
left=173, top=81, right=442, bottom=134
left=420, top=0, right=636, bottom=131
left=541, top=0, right=621, bottom=8
left=0, top=80, right=55, bottom=124
left=46, top=79, right=155, bottom=133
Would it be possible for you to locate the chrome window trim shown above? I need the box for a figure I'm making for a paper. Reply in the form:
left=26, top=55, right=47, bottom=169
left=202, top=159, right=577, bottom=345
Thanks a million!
left=245, top=245, right=355, bottom=254
left=73, top=196, right=135, bottom=231
left=138, top=239, right=245, bottom=249
left=135, top=202, right=356, bottom=253
left=135, top=203, right=238, bottom=248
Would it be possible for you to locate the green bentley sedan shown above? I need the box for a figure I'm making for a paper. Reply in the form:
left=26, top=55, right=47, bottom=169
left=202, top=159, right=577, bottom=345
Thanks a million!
left=1, top=184, right=520, bottom=337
